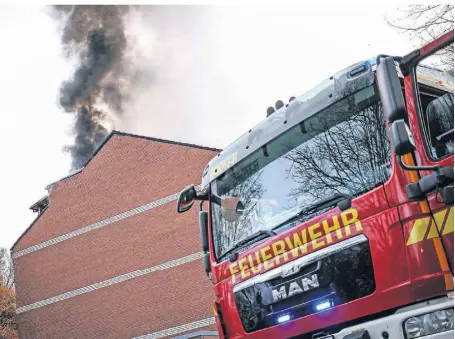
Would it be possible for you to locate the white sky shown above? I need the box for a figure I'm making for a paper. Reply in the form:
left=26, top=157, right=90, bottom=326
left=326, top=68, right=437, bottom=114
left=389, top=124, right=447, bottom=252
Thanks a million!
left=0, top=4, right=420, bottom=249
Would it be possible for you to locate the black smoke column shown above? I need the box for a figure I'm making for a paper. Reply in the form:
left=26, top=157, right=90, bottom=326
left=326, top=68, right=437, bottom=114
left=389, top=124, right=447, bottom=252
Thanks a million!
left=54, top=5, right=130, bottom=170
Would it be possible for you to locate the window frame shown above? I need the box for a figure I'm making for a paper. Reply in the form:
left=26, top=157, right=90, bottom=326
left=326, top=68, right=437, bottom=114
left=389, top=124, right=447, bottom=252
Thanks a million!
left=409, top=40, right=454, bottom=162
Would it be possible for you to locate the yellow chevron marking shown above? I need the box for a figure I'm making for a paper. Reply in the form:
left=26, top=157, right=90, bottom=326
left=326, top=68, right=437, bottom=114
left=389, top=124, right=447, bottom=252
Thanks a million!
left=427, top=220, right=439, bottom=239
left=407, top=217, right=431, bottom=245
left=407, top=208, right=454, bottom=246
left=442, top=207, right=454, bottom=236
left=434, top=209, right=448, bottom=231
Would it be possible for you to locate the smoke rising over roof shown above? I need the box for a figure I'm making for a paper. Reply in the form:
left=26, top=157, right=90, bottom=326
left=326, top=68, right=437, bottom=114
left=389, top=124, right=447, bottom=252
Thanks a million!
left=50, top=5, right=415, bottom=174
left=54, top=5, right=131, bottom=170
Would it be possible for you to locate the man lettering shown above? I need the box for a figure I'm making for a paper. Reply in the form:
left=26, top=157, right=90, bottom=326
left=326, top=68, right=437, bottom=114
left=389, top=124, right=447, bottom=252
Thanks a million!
left=301, top=274, right=319, bottom=291
left=272, top=286, right=287, bottom=302
left=288, top=282, right=304, bottom=297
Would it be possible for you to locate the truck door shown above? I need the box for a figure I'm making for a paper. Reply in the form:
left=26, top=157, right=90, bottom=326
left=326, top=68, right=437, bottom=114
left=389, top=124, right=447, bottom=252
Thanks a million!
left=402, top=31, right=454, bottom=274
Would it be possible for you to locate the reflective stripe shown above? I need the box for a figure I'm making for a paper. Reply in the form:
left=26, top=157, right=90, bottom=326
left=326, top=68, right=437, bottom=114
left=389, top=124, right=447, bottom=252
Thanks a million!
left=442, top=208, right=454, bottom=235
left=427, top=219, right=440, bottom=239
left=401, top=154, right=452, bottom=290
left=406, top=207, right=454, bottom=245
left=434, top=208, right=449, bottom=231
left=407, top=217, right=431, bottom=245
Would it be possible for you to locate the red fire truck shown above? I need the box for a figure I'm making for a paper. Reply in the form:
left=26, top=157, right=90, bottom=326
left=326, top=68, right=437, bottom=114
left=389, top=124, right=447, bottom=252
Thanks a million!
left=177, top=31, right=454, bottom=338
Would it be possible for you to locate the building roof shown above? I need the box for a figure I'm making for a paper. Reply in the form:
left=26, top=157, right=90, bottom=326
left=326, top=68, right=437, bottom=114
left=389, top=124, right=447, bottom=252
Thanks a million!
left=11, top=204, right=49, bottom=251
left=46, top=130, right=221, bottom=190
left=29, top=196, right=49, bottom=213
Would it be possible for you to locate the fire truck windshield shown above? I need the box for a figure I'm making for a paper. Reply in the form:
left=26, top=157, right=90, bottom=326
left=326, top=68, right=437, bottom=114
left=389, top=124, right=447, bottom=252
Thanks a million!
left=211, top=85, right=392, bottom=261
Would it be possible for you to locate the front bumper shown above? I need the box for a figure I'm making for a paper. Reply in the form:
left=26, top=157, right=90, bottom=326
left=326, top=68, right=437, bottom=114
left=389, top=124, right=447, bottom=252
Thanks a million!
left=327, top=294, right=453, bottom=339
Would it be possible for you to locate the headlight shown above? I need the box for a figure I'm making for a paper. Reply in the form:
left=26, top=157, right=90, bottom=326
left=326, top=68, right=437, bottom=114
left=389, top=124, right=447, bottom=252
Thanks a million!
left=404, top=308, right=454, bottom=338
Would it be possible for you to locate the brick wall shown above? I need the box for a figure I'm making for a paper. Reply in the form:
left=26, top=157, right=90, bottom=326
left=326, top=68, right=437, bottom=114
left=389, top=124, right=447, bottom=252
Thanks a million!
left=12, top=133, right=220, bottom=339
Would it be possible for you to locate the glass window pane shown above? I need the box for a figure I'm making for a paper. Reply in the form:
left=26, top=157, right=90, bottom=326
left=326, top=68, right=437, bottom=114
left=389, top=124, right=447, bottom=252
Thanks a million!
left=211, top=85, right=391, bottom=260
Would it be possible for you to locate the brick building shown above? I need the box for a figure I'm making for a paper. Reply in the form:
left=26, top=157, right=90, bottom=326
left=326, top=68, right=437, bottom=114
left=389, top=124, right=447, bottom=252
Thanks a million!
left=11, top=131, right=221, bottom=339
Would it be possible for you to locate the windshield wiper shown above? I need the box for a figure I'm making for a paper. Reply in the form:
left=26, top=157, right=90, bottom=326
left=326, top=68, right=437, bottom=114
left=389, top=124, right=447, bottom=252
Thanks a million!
left=218, top=193, right=352, bottom=263
left=219, top=229, right=276, bottom=262
left=270, top=193, right=353, bottom=232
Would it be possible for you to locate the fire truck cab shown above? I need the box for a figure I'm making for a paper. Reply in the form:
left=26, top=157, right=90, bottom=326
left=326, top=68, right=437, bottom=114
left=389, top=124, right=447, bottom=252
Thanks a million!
left=177, top=31, right=454, bottom=339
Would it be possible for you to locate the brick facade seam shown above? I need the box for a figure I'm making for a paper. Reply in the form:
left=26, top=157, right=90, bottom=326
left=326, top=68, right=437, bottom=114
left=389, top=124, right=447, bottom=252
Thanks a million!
left=13, top=185, right=200, bottom=259
left=16, top=251, right=203, bottom=314
left=132, top=317, right=216, bottom=339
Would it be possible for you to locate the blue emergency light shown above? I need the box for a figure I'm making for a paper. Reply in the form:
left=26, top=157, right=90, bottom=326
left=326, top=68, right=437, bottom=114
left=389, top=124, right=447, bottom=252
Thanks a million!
left=276, top=313, right=291, bottom=324
left=315, top=299, right=333, bottom=312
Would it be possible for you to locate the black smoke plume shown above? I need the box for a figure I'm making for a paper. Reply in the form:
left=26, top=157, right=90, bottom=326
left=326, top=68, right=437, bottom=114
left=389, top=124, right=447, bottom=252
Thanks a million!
left=53, top=5, right=130, bottom=170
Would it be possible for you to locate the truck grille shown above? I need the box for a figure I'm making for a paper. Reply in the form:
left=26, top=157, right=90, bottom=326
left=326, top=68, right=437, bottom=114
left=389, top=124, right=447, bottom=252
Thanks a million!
left=233, top=238, right=375, bottom=333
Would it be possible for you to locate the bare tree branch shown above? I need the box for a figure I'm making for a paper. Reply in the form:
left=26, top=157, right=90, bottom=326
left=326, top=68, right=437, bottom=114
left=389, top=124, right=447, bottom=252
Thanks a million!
left=0, top=248, right=14, bottom=289
left=284, top=96, right=390, bottom=201
left=386, top=5, right=454, bottom=70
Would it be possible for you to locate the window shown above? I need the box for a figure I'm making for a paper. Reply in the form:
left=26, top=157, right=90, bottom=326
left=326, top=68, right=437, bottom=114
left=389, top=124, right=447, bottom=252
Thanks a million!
left=415, top=42, right=454, bottom=160
left=210, top=85, right=390, bottom=260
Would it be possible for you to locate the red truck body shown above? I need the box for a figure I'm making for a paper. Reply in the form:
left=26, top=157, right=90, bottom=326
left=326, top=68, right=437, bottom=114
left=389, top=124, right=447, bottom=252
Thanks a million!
left=178, top=31, right=454, bottom=339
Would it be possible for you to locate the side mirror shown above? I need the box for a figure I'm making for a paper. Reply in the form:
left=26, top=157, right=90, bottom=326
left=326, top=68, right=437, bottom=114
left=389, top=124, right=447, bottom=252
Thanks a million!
left=390, top=119, right=416, bottom=156
left=176, top=185, right=197, bottom=213
left=203, top=252, right=212, bottom=280
left=406, top=167, right=454, bottom=201
left=376, top=56, right=406, bottom=123
left=391, top=119, right=444, bottom=174
left=199, top=211, right=209, bottom=252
